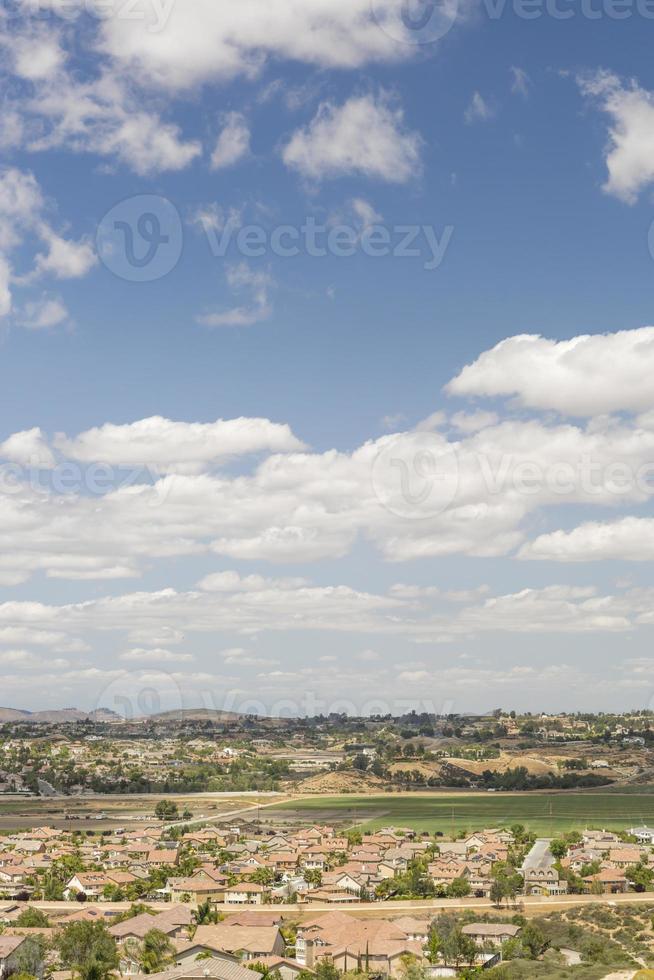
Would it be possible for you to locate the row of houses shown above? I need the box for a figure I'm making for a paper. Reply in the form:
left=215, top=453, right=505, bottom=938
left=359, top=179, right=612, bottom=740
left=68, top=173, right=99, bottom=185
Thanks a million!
left=0, top=821, right=523, bottom=906
left=0, top=903, right=521, bottom=980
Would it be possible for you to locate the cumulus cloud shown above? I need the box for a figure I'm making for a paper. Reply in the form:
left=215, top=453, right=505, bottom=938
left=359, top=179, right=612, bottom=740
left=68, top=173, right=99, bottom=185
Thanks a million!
left=33, top=229, right=96, bottom=279
left=446, top=328, right=654, bottom=415
left=96, top=0, right=413, bottom=91
left=0, top=577, right=641, bottom=646
left=2, top=329, right=654, bottom=586
left=5, top=403, right=654, bottom=582
left=450, top=410, right=499, bottom=433
left=578, top=70, right=654, bottom=203
left=0, top=427, right=55, bottom=468
left=521, top=517, right=654, bottom=562
left=282, top=93, right=422, bottom=183
left=57, top=415, right=305, bottom=473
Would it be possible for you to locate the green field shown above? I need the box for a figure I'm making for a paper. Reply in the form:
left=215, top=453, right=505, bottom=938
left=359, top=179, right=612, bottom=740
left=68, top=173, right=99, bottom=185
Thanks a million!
left=267, top=792, right=654, bottom=836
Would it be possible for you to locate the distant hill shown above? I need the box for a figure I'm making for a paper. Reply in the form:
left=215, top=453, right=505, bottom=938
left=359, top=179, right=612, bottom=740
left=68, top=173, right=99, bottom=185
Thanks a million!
left=147, top=708, right=289, bottom=726
left=0, top=706, right=291, bottom=725
left=0, top=707, right=122, bottom=723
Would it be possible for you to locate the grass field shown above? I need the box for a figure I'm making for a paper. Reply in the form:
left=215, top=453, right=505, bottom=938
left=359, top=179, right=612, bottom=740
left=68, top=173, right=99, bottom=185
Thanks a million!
left=267, top=792, right=654, bottom=836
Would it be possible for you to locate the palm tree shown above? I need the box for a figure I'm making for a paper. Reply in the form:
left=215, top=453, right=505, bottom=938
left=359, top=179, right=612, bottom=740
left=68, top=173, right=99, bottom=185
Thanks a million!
left=192, top=899, right=220, bottom=926
left=139, top=929, right=176, bottom=974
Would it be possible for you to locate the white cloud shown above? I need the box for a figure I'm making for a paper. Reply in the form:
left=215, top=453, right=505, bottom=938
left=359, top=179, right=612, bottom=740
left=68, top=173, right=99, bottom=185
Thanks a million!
left=119, top=648, right=195, bottom=664
left=18, top=65, right=201, bottom=175
left=3, top=328, right=654, bottom=585
left=0, top=169, right=43, bottom=248
left=127, top=627, right=184, bottom=647
left=199, top=571, right=308, bottom=592
left=11, top=31, right=65, bottom=80
left=510, top=66, right=530, bottom=98
left=397, top=669, right=430, bottom=682
left=0, top=257, right=11, bottom=316
left=521, top=517, right=654, bottom=562
left=5, top=403, right=654, bottom=582
left=578, top=70, right=654, bottom=203
left=34, top=228, right=96, bottom=279
left=450, top=410, right=499, bottom=433
left=197, top=263, right=275, bottom=328
left=0, top=649, right=69, bottom=669
left=57, top=415, right=305, bottom=474
left=17, top=296, right=69, bottom=330
left=282, top=93, right=422, bottom=183
left=446, top=328, right=654, bottom=415
left=0, top=427, right=55, bottom=468
left=96, top=0, right=413, bottom=91
left=0, top=168, right=95, bottom=319
left=464, top=91, right=494, bottom=124
left=220, top=647, right=279, bottom=667
left=211, top=112, right=251, bottom=170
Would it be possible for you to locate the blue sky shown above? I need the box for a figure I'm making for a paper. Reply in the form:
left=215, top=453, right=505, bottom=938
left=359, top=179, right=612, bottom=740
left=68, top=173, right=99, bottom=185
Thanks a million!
left=2, top=0, right=654, bottom=715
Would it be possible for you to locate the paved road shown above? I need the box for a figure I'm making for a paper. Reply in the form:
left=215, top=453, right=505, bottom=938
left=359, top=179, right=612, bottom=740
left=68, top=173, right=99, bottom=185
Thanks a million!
left=521, top=837, right=554, bottom=872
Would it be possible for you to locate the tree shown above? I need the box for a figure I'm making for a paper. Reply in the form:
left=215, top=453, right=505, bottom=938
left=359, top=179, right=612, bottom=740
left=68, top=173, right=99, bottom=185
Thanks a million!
left=139, top=929, right=176, bottom=974
left=627, top=863, right=654, bottom=892
left=441, top=929, right=477, bottom=968
left=193, top=899, right=220, bottom=926
left=303, top=868, right=322, bottom=888
left=56, top=921, right=119, bottom=980
left=501, top=937, right=523, bottom=960
left=16, top=909, right=50, bottom=928
left=15, top=936, right=47, bottom=980
left=314, top=962, right=339, bottom=980
left=446, top=877, right=471, bottom=898
left=520, top=922, right=548, bottom=959
left=397, top=961, right=429, bottom=980
left=154, top=800, right=179, bottom=821
left=425, top=928, right=441, bottom=964
left=549, top=839, right=567, bottom=860
left=490, top=878, right=505, bottom=906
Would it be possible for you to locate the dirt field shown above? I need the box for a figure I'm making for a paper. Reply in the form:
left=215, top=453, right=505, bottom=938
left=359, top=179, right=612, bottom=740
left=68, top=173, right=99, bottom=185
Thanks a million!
left=0, top=793, right=268, bottom=831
